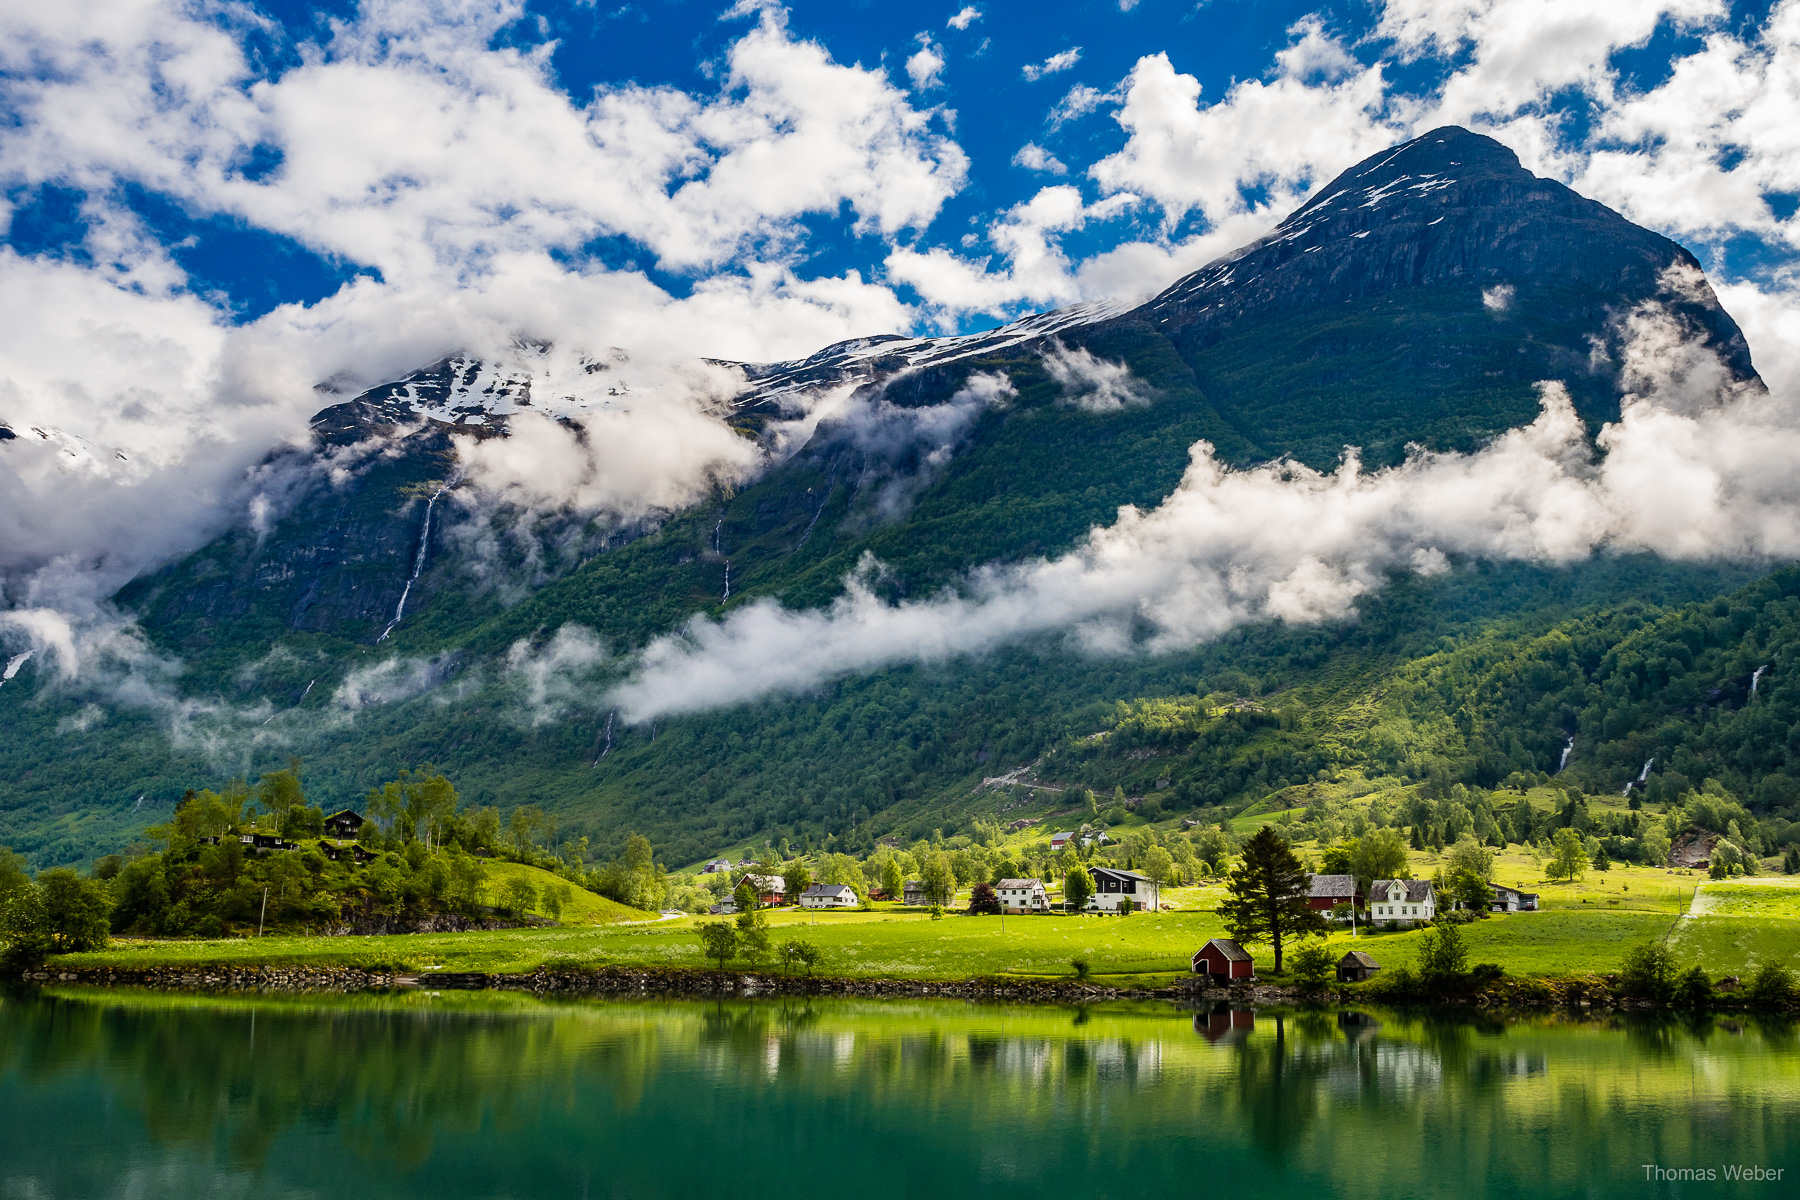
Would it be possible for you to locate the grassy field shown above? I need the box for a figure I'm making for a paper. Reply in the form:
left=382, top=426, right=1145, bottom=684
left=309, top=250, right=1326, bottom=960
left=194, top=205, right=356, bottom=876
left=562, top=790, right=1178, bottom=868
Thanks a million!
left=49, top=895, right=1763, bottom=983
left=1665, top=879, right=1800, bottom=977
left=477, top=861, right=646, bottom=926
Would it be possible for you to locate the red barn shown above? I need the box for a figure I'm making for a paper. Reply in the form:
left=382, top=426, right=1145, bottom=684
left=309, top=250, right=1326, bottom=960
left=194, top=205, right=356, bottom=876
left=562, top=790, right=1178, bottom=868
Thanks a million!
left=1191, top=938, right=1255, bottom=982
left=1307, top=873, right=1362, bottom=912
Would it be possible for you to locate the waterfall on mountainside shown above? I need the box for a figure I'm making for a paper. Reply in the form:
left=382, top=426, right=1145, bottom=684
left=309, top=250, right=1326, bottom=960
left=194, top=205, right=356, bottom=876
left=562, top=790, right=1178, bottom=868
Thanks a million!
left=1752, top=664, right=1769, bottom=695
left=263, top=679, right=315, bottom=725
left=1557, top=735, right=1575, bottom=773
left=378, top=485, right=448, bottom=643
left=591, top=709, right=615, bottom=766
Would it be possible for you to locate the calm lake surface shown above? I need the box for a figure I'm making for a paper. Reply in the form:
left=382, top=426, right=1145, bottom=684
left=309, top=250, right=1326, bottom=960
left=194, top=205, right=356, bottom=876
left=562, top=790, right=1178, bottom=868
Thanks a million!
left=2, top=987, right=1796, bottom=1200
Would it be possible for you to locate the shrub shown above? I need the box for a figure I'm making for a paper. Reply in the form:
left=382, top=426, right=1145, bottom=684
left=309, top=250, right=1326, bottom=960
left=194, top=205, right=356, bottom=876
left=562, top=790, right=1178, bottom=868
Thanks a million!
left=698, top=921, right=737, bottom=970
left=1675, top=965, right=1713, bottom=1010
left=1746, top=962, right=1797, bottom=1011
left=1289, top=941, right=1335, bottom=991
left=780, top=939, right=822, bottom=976
left=1416, top=922, right=1470, bottom=985
left=966, top=882, right=1000, bottom=916
left=1070, top=957, right=1091, bottom=981
left=1619, top=942, right=1677, bottom=1003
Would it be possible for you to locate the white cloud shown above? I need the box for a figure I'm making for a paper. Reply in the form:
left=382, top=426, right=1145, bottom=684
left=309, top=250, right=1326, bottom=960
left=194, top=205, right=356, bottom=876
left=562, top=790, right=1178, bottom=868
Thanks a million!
left=886, top=186, right=1138, bottom=322
left=503, top=625, right=611, bottom=726
left=1023, top=47, right=1083, bottom=82
left=907, top=35, right=947, bottom=90
left=947, top=6, right=982, bottom=30
left=1041, top=341, right=1154, bottom=411
left=1047, top=83, right=1114, bottom=129
left=1090, top=20, right=1400, bottom=231
left=608, top=312, right=1800, bottom=720
left=1012, top=142, right=1068, bottom=174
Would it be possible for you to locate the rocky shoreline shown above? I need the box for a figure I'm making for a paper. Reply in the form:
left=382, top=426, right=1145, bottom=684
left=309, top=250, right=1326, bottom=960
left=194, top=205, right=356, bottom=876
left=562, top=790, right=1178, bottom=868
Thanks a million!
left=10, top=962, right=1679, bottom=1010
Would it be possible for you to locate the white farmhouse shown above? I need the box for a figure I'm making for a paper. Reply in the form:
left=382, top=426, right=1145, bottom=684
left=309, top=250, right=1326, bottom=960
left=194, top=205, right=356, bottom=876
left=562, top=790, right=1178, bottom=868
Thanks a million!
left=1370, top=879, right=1436, bottom=926
left=800, top=883, right=859, bottom=910
left=1085, top=866, right=1160, bottom=913
left=996, top=878, right=1050, bottom=913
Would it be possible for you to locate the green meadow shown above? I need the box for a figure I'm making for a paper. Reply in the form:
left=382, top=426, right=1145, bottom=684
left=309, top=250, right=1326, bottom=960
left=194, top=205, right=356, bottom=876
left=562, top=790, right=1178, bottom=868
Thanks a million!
left=53, top=881, right=1800, bottom=983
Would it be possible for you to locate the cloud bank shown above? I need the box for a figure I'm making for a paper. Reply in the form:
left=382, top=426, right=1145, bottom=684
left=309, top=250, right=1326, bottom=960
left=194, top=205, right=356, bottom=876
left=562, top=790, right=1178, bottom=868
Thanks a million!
left=606, top=311, right=1800, bottom=721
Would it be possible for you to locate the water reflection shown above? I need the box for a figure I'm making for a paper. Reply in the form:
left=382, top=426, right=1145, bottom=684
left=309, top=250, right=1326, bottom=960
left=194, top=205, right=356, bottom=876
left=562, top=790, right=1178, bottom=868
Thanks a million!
left=0, top=986, right=1795, bottom=1200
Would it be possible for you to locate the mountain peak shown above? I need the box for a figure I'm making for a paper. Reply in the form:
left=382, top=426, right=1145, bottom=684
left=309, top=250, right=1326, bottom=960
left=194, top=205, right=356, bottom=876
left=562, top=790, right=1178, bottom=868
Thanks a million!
left=1283, top=126, right=1526, bottom=226
left=1138, top=126, right=1756, bottom=384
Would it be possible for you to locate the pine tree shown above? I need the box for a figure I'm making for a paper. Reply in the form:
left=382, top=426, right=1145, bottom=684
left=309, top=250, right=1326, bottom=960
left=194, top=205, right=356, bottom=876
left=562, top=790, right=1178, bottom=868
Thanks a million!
left=1218, top=827, right=1326, bottom=973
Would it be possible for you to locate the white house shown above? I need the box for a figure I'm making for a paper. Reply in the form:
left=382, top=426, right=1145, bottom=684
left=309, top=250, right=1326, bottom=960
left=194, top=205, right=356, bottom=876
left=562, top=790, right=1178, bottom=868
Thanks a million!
left=702, top=858, right=732, bottom=874
left=1489, top=884, right=1540, bottom=912
left=996, top=877, right=1050, bottom=913
left=800, top=883, right=858, bottom=910
left=1370, top=879, right=1436, bottom=926
left=1085, top=866, right=1160, bottom=913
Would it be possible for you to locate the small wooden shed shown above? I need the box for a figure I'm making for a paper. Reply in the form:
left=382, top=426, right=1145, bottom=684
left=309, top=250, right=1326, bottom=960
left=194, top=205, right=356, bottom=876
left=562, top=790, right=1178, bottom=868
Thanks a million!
left=1192, top=937, right=1255, bottom=981
left=1337, top=950, right=1381, bottom=983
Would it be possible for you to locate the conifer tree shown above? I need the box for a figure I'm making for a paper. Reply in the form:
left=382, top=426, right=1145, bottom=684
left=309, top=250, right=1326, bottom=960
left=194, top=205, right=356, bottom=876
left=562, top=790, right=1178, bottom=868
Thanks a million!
left=1218, top=827, right=1326, bottom=972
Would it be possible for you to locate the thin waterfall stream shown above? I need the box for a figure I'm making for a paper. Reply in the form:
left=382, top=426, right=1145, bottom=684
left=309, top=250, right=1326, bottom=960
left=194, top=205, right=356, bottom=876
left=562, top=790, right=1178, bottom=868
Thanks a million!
left=378, top=484, right=449, bottom=643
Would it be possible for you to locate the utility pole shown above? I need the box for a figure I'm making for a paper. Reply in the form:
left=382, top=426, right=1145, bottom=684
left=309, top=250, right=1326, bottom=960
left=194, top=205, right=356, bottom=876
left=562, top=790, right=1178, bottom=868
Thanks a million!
left=258, top=887, right=268, bottom=937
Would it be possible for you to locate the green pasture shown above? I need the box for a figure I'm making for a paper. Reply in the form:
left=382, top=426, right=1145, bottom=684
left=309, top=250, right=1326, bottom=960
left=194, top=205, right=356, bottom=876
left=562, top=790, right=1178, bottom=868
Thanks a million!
left=52, top=893, right=1780, bottom=982
left=478, top=860, right=644, bottom=926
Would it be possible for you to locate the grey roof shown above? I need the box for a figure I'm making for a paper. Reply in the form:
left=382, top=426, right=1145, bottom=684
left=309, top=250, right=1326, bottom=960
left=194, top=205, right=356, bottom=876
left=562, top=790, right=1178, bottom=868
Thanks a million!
left=1491, top=883, right=1539, bottom=898
left=740, top=873, right=785, bottom=891
left=1372, top=879, right=1435, bottom=903
left=803, top=883, right=856, bottom=897
left=996, top=878, right=1044, bottom=889
left=1339, top=950, right=1380, bottom=968
left=1309, top=874, right=1359, bottom=899
left=1200, top=938, right=1252, bottom=963
left=1090, top=866, right=1154, bottom=882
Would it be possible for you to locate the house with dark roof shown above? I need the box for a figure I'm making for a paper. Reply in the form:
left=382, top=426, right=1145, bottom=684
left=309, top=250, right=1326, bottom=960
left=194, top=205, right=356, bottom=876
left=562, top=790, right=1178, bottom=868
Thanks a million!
left=738, top=873, right=786, bottom=906
left=1371, top=879, right=1436, bottom=926
left=1086, top=866, right=1160, bottom=913
left=1489, top=884, right=1540, bottom=912
left=324, top=810, right=364, bottom=839
left=996, top=878, right=1049, bottom=913
left=800, top=883, right=858, bottom=910
left=1337, top=950, right=1381, bottom=983
left=903, top=879, right=926, bottom=905
left=1192, top=937, right=1254, bottom=981
left=1308, top=873, right=1363, bottom=913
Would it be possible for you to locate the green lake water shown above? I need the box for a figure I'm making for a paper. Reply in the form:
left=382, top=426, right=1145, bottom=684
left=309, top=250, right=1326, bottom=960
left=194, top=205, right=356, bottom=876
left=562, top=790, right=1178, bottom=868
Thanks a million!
left=1, top=987, right=1796, bottom=1199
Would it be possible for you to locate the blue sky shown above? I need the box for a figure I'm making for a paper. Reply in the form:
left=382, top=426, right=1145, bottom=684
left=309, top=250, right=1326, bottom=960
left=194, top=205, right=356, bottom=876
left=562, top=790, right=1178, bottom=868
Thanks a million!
left=5, top=0, right=1795, bottom=338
